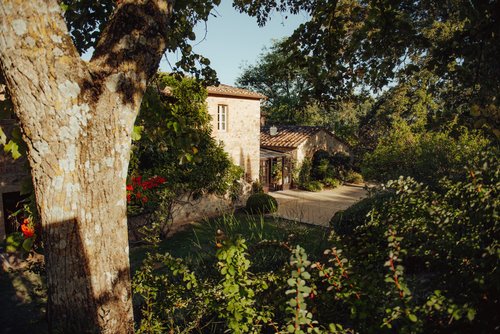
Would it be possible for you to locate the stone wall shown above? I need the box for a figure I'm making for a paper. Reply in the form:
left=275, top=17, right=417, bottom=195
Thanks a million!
left=296, top=130, right=351, bottom=164
left=169, top=181, right=251, bottom=232
left=206, top=96, right=261, bottom=182
left=128, top=182, right=252, bottom=240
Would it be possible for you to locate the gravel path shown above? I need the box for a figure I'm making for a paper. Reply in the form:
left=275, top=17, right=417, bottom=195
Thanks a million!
left=269, top=184, right=368, bottom=227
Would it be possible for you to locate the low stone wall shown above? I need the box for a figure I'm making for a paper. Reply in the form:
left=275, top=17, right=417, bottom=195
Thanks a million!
left=128, top=182, right=252, bottom=241
left=169, top=182, right=251, bottom=232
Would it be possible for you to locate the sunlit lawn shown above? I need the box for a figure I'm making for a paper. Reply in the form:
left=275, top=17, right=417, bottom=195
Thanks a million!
left=130, top=212, right=330, bottom=273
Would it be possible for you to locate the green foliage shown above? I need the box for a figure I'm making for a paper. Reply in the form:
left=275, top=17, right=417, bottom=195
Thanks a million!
left=322, top=178, right=340, bottom=188
left=236, top=39, right=317, bottom=126
left=246, top=193, right=278, bottom=214
left=344, top=171, right=363, bottom=184
left=236, top=40, right=371, bottom=143
left=216, top=237, right=271, bottom=333
left=61, top=0, right=219, bottom=83
left=284, top=246, right=320, bottom=333
left=132, top=217, right=348, bottom=333
left=134, top=149, right=499, bottom=332
left=311, top=152, right=332, bottom=180
left=132, top=73, right=239, bottom=197
left=5, top=232, right=24, bottom=253
left=297, top=158, right=312, bottom=188
left=362, top=121, right=491, bottom=187
left=133, top=252, right=209, bottom=334
left=330, top=191, right=394, bottom=236
left=302, top=180, right=323, bottom=192
left=234, top=0, right=500, bottom=117
left=301, top=152, right=349, bottom=191
left=133, top=234, right=275, bottom=333
left=310, top=151, right=351, bottom=184
left=328, top=150, right=499, bottom=332
left=1, top=126, right=26, bottom=160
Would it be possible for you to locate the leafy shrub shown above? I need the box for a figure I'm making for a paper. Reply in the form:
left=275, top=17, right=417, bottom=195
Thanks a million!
left=344, top=170, right=363, bottom=184
left=322, top=177, right=341, bottom=188
left=131, top=74, right=239, bottom=197
left=251, top=181, right=264, bottom=194
left=134, top=235, right=350, bottom=333
left=329, top=151, right=351, bottom=179
left=134, top=149, right=499, bottom=333
left=303, top=180, right=324, bottom=192
left=311, top=150, right=332, bottom=180
left=330, top=191, right=394, bottom=235
left=245, top=193, right=278, bottom=214
left=296, top=158, right=312, bottom=187
left=311, top=150, right=352, bottom=182
left=362, top=121, right=490, bottom=188
left=329, top=150, right=499, bottom=332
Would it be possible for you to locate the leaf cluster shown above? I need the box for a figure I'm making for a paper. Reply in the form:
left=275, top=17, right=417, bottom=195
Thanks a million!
left=61, top=0, right=220, bottom=83
left=131, top=73, right=238, bottom=196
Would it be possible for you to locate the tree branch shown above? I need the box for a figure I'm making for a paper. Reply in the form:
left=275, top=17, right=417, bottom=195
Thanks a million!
left=90, top=0, right=173, bottom=102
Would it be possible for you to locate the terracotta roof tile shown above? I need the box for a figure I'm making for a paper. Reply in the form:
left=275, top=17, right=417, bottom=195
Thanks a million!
left=261, top=125, right=325, bottom=148
left=207, top=84, right=266, bottom=100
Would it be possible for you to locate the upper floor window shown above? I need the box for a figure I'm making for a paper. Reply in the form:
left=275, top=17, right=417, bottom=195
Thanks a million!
left=217, top=105, right=228, bottom=131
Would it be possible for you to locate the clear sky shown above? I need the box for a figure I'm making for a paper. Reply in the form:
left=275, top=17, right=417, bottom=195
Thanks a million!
left=160, top=2, right=308, bottom=86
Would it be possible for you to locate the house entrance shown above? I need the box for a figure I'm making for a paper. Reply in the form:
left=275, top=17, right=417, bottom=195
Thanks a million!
left=259, top=149, right=292, bottom=192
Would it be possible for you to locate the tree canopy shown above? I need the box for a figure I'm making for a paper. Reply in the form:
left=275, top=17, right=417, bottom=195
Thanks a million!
left=234, top=0, right=500, bottom=135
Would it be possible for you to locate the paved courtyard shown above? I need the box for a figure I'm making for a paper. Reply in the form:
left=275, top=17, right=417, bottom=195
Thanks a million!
left=269, top=184, right=368, bottom=227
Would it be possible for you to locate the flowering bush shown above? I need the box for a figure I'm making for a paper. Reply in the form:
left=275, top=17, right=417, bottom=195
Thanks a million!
left=126, top=175, right=167, bottom=215
left=6, top=217, right=38, bottom=253
left=20, top=218, right=35, bottom=238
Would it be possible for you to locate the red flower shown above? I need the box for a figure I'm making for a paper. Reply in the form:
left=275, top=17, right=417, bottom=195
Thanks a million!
left=21, top=223, right=34, bottom=238
left=132, top=176, right=142, bottom=184
left=142, top=181, right=153, bottom=190
left=136, top=192, right=142, bottom=199
left=152, top=176, right=166, bottom=185
left=142, top=196, right=148, bottom=203
left=126, top=194, right=131, bottom=203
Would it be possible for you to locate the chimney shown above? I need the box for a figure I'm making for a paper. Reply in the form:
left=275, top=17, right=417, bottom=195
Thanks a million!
left=270, top=125, right=277, bottom=136
left=260, top=112, right=267, bottom=126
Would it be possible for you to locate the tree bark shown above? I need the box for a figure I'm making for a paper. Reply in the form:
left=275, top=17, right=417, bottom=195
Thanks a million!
left=0, top=0, right=172, bottom=332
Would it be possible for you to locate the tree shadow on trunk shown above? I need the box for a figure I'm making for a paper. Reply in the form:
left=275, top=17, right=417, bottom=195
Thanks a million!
left=43, top=219, right=133, bottom=334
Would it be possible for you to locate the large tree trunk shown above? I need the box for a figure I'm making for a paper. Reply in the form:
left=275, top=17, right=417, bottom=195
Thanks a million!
left=0, top=0, right=171, bottom=332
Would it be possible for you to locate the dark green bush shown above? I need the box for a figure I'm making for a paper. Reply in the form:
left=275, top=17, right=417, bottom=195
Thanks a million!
left=296, top=158, right=312, bottom=187
left=330, top=191, right=394, bottom=235
left=345, top=170, right=363, bottom=184
left=303, top=180, right=323, bottom=192
left=322, top=177, right=341, bottom=188
left=311, top=150, right=332, bottom=180
left=361, top=121, right=490, bottom=188
left=245, top=193, right=278, bottom=214
left=311, top=150, right=352, bottom=182
left=329, top=151, right=351, bottom=179
left=329, top=150, right=500, bottom=332
left=134, top=150, right=499, bottom=333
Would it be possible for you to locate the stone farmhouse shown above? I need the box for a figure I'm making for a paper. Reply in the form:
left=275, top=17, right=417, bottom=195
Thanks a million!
left=0, top=84, right=351, bottom=239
